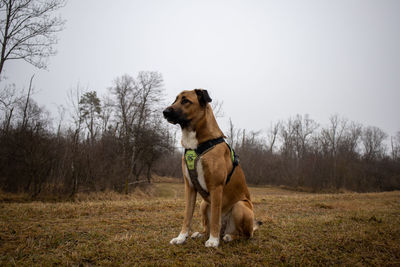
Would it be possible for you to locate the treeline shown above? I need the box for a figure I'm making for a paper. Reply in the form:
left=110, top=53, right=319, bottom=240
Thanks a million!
left=1, top=75, right=400, bottom=195
left=228, top=115, right=400, bottom=192
left=0, top=71, right=179, bottom=196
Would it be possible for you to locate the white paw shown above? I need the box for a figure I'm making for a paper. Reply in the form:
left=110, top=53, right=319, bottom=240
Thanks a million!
left=191, top=232, right=203, bottom=239
left=170, top=232, right=188, bottom=245
left=205, top=235, right=219, bottom=247
left=223, top=234, right=233, bottom=242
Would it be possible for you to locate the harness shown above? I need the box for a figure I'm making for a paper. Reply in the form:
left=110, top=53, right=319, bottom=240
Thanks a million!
left=184, top=137, right=239, bottom=199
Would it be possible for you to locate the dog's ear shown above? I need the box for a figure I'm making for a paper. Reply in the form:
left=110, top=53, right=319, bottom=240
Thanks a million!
left=195, top=89, right=212, bottom=107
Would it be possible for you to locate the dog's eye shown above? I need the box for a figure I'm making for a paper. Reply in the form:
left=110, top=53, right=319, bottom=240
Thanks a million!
left=181, top=98, right=191, bottom=105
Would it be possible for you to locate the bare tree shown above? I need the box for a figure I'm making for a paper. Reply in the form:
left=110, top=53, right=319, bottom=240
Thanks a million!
left=280, top=117, right=296, bottom=158
left=266, top=121, right=280, bottom=153
left=319, top=115, right=348, bottom=184
left=55, top=104, right=65, bottom=137
left=110, top=74, right=138, bottom=166
left=0, top=82, right=23, bottom=132
left=134, top=71, right=163, bottom=130
left=111, top=75, right=135, bottom=135
left=279, top=114, right=318, bottom=186
left=340, top=121, right=362, bottom=157
left=211, top=100, right=224, bottom=119
left=320, top=115, right=348, bottom=157
left=110, top=74, right=140, bottom=193
left=0, top=0, right=66, bottom=78
left=130, top=71, right=163, bottom=182
left=66, top=85, right=84, bottom=196
left=391, top=131, right=400, bottom=161
left=227, top=118, right=238, bottom=148
left=110, top=72, right=165, bottom=192
left=293, top=114, right=318, bottom=158
left=362, top=126, right=388, bottom=161
left=21, top=74, right=34, bottom=129
left=100, top=95, right=113, bottom=134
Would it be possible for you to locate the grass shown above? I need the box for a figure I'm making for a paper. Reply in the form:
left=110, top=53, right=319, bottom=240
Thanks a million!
left=1, top=181, right=400, bottom=266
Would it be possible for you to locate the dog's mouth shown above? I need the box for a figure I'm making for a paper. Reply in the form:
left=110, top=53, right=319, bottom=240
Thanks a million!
left=163, top=107, right=191, bottom=128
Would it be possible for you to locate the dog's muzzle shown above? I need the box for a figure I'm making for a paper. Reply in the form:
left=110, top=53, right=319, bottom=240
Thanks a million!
left=163, top=107, right=174, bottom=120
left=163, top=107, right=177, bottom=124
left=163, top=107, right=190, bottom=127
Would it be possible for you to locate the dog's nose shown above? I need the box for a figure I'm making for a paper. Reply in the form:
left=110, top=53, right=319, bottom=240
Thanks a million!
left=163, top=107, right=173, bottom=118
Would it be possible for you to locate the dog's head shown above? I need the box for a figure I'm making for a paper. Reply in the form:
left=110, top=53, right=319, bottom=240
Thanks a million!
left=163, top=89, right=212, bottom=128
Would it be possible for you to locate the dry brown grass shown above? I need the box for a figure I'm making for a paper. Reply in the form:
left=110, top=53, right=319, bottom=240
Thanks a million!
left=1, top=182, right=400, bottom=266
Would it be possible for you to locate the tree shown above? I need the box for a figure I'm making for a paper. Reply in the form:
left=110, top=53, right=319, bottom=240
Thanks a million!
left=110, top=72, right=165, bottom=192
left=391, top=131, right=400, bottom=161
left=280, top=115, right=318, bottom=158
left=100, top=95, right=113, bottom=134
left=279, top=115, right=318, bottom=186
left=110, top=74, right=138, bottom=168
left=292, top=114, right=318, bottom=158
left=0, top=82, right=23, bottom=132
left=227, top=118, right=238, bottom=149
left=280, top=117, right=296, bottom=158
left=66, top=86, right=84, bottom=196
left=134, top=71, right=163, bottom=131
left=362, top=126, right=387, bottom=161
left=320, top=115, right=348, bottom=186
left=79, top=91, right=101, bottom=142
left=320, top=115, right=347, bottom=158
left=211, top=100, right=224, bottom=118
left=266, top=121, right=280, bottom=154
left=130, top=71, right=164, bottom=182
left=0, top=0, right=66, bottom=79
left=339, top=121, right=362, bottom=158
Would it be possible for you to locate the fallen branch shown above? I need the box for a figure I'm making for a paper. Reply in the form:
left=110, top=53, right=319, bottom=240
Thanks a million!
left=126, top=180, right=148, bottom=186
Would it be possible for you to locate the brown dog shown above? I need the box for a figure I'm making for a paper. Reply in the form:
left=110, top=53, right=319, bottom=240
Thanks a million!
left=163, top=89, right=258, bottom=248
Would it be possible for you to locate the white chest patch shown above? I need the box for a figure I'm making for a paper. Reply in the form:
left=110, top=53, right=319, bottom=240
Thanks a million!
left=196, top=159, right=208, bottom=193
left=181, top=129, right=198, bottom=149
left=184, top=166, right=193, bottom=187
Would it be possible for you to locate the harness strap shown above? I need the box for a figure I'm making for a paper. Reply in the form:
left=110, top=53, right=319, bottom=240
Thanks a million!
left=225, top=142, right=239, bottom=184
left=186, top=156, right=209, bottom=199
left=184, top=137, right=239, bottom=199
left=195, top=137, right=225, bottom=155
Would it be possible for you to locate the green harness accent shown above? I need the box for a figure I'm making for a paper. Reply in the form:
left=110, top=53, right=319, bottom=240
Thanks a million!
left=184, top=137, right=239, bottom=199
left=228, top=143, right=236, bottom=163
left=184, top=150, right=197, bottom=171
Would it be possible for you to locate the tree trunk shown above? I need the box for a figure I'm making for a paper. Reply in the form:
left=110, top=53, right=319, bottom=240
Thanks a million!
left=146, top=164, right=152, bottom=184
left=22, top=75, right=35, bottom=129
left=4, top=107, right=13, bottom=134
left=0, top=1, right=11, bottom=78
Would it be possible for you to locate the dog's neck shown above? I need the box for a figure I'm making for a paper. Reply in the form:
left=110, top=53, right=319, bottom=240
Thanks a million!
left=181, top=129, right=198, bottom=149
left=181, top=105, right=224, bottom=149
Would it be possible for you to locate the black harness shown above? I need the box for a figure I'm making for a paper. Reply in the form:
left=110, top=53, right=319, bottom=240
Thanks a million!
left=184, top=137, right=239, bottom=199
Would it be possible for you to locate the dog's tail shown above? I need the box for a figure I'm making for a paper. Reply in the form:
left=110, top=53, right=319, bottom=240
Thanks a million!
left=253, top=220, right=263, bottom=231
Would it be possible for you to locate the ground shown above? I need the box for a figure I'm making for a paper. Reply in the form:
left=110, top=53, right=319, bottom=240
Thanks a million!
left=1, top=181, right=400, bottom=266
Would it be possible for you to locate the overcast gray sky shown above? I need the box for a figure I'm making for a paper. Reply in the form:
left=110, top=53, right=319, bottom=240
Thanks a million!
left=4, top=0, right=400, bottom=136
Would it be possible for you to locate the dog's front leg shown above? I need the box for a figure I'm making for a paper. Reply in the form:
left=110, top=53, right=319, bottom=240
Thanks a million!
left=170, top=179, right=197, bottom=245
left=205, top=185, right=223, bottom=248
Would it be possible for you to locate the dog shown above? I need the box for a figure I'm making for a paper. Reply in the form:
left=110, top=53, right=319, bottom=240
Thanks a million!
left=163, top=89, right=259, bottom=248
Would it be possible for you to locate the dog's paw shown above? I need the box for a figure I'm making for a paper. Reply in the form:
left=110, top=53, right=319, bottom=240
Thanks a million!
left=205, top=235, right=219, bottom=248
left=191, top=232, right=203, bottom=239
left=223, top=234, right=233, bottom=242
left=170, top=232, right=188, bottom=245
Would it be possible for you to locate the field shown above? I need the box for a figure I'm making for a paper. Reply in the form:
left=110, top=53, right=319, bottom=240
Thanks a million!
left=1, top=181, right=400, bottom=266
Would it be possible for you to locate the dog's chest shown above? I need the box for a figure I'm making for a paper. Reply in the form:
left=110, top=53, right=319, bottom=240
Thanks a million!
left=184, top=160, right=208, bottom=192
left=182, top=130, right=208, bottom=193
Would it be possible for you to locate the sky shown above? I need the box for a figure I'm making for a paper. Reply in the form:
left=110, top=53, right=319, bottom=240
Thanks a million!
left=3, top=0, right=400, bottom=136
